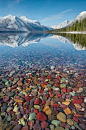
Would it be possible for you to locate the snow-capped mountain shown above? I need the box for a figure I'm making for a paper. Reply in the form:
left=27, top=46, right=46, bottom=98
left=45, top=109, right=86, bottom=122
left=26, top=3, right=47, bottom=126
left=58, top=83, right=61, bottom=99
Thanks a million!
left=0, top=14, right=51, bottom=32
left=52, top=20, right=70, bottom=29
left=52, top=11, right=86, bottom=29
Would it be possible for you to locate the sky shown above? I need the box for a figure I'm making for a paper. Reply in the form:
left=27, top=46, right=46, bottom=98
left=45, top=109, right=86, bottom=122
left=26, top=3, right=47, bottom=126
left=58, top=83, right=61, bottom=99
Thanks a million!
left=0, top=0, right=86, bottom=26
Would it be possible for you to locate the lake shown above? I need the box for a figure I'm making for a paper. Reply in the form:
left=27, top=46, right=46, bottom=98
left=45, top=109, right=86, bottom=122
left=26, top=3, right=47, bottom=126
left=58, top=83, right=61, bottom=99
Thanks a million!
left=0, top=33, right=86, bottom=130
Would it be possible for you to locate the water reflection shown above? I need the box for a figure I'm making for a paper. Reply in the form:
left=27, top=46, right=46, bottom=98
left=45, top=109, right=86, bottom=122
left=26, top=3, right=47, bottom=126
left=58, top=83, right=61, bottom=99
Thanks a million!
left=0, top=33, right=86, bottom=50
left=0, top=33, right=50, bottom=48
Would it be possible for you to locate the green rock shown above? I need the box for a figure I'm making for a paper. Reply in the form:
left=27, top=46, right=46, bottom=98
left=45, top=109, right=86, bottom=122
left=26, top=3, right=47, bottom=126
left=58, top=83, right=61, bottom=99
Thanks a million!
left=47, top=84, right=51, bottom=87
left=2, top=104, right=8, bottom=111
left=29, top=112, right=36, bottom=120
left=1, top=112, right=6, bottom=116
left=71, top=126, right=75, bottom=129
left=2, top=78, right=8, bottom=83
left=7, top=115, right=11, bottom=121
left=34, top=105, right=40, bottom=109
left=50, top=124, right=54, bottom=130
left=54, top=126, right=64, bottom=130
left=40, top=96, right=43, bottom=101
left=51, top=120, right=61, bottom=126
left=60, top=78, right=66, bottom=83
left=60, top=84, right=66, bottom=88
left=0, top=116, right=2, bottom=121
left=14, top=78, right=19, bottom=81
left=5, top=81, right=9, bottom=86
left=65, top=128, right=69, bottom=130
left=69, top=92, right=75, bottom=96
left=8, top=92, right=14, bottom=97
left=76, top=125, right=82, bottom=130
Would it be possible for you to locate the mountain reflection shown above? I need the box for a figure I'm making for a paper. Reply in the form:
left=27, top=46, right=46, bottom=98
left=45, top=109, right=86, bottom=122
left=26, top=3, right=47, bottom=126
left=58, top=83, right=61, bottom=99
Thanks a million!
left=0, top=32, right=86, bottom=50
left=51, top=33, right=86, bottom=50
left=0, top=33, right=50, bottom=48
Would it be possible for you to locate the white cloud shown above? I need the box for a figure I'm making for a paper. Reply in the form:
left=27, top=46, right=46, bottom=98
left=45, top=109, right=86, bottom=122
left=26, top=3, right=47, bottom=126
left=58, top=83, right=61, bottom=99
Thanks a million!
left=41, top=9, right=72, bottom=22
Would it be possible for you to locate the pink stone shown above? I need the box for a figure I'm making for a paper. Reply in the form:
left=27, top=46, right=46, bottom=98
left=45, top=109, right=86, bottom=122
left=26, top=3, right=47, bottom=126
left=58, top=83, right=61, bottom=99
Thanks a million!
left=41, top=121, right=49, bottom=129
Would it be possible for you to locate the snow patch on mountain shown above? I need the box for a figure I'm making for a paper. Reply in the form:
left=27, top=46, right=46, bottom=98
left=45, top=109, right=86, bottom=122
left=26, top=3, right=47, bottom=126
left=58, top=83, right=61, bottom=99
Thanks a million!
left=52, top=20, right=70, bottom=29
left=52, top=11, right=86, bottom=29
left=0, top=14, right=51, bottom=31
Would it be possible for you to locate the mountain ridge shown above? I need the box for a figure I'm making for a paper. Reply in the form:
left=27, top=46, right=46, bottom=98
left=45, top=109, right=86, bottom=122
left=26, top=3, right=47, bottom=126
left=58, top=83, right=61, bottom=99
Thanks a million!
left=51, top=11, right=86, bottom=29
left=0, top=15, right=51, bottom=32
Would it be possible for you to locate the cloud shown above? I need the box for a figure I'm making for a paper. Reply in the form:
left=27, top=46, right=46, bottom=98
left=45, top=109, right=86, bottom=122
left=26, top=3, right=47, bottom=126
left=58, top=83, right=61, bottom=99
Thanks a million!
left=61, top=9, right=72, bottom=14
left=41, top=9, right=72, bottom=22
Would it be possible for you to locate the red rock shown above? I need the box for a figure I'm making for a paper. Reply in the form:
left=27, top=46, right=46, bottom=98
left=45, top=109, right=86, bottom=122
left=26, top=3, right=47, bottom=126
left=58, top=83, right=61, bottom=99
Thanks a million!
left=40, top=90, right=44, bottom=93
left=74, top=114, right=83, bottom=117
left=62, top=88, right=66, bottom=93
left=77, top=84, right=83, bottom=88
left=51, top=104, right=59, bottom=107
left=34, top=98, right=42, bottom=105
left=72, top=96, right=78, bottom=100
left=36, top=112, right=47, bottom=121
left=73, top=117, right=79, bottom=123
left=34, top=109, right=38, bottom=113
left=67, top=88, right=72, bottom=92
left=42, top=101, right=45, bottom=105
left=41, top=121, right=49, bottom=129
left=25, top=96, right=33, bottom=101
left=72, top=99, right=83, bottom=104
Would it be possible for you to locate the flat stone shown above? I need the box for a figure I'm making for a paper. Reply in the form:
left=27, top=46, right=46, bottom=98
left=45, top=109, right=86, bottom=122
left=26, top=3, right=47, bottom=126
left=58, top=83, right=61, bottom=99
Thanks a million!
left=54, top=126, right=64, bottom=130
left=41, top=121, right=49, bottom=129
left=49, top=125, right=54, bottom=130
left=67, top=119, right=74, bottom=126
left=79, top=123, right=86, bottom=129
left=48, top=115, right=57, bottom=121
left=12, top=125, right=22, bottom=130
left=14, top=99, right=23, bottom=103
left=51, top=120, right=61, bottom=126
left=34, top=105, right=40, bottom=109
left=64, top=108, right=71, bottom=115
left=72, top=99, right=83, bottom=104
left=7, top=107, right=13, bottom=113
left=4, top=96, right=9, bottom=102
left=36, top=112, right=47, bottom=121
left=62, top=101, right=70, bottom=106
left=43, top=105, right=52, bottom=115
left=57, top=112, right=66, bottom=122
left=29, top=112, right=36, bottom=120
left=60, top=84, right=66, bottom=88
left=21, top=126, right=29, bottom=130
left=8, top=92, right=14, bottom=97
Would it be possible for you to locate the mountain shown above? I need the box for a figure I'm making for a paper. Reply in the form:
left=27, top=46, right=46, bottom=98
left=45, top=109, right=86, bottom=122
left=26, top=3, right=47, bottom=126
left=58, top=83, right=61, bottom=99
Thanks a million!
left=0, top=14, right=51, bottom=32
left=52, top=20, right=70, bottom=29
left=66, top=11, right=86, bottom=27
left=0, top=32, right=50, bottom=48
left=51, top=11, right=86, bottom=29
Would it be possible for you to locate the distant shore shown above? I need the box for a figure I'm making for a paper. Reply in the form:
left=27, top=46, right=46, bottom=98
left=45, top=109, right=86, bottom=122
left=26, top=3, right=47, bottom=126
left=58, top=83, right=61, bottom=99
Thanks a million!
left=49, top=31, right=86, bottom=34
